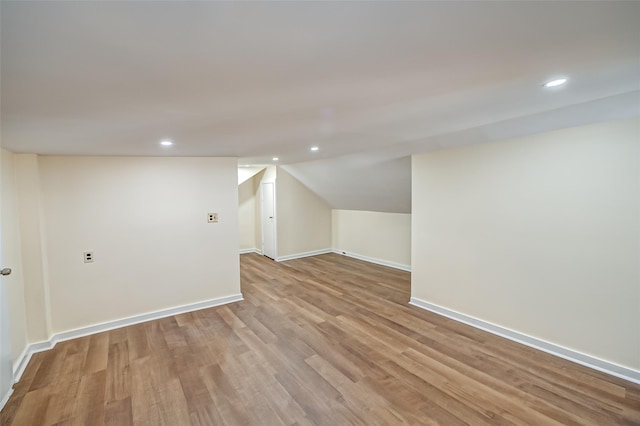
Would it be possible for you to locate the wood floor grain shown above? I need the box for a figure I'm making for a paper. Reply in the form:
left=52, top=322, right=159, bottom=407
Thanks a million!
left=2, top=253, right=639, bottom=425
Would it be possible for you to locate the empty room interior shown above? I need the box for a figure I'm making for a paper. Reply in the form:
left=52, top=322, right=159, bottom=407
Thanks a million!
left=1, top=1, right=639, bottom=425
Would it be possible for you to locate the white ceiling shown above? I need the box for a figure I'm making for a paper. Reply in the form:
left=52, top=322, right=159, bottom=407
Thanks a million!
left=2, top=1, right=639, bottom=213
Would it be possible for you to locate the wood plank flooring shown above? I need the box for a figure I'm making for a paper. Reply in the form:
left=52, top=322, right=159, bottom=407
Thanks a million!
left=2, top=253, right=639, bottom=425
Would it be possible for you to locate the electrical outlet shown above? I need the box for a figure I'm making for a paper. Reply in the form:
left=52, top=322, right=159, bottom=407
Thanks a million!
left=208, top=212, right=218, bottom=223
left=84, top=252, right=94, bottom=263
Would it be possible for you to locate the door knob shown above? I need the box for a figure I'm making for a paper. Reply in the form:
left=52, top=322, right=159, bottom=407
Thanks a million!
left=1, top=268, right=11, bottom=276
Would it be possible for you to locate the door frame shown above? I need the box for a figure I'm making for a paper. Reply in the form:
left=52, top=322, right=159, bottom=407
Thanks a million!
left=0, top=151, right=14, bottom=411
left=0, top=279, right=13, bottom=411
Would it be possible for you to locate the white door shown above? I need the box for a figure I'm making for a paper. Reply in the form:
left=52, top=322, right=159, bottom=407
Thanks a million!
left=0, top=155, right=13, bottom=408
left=261, top=182, right=276, bottom=259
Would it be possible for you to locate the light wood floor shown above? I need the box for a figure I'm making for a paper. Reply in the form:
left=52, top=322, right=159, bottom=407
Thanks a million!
left=2, top=253, right=639, bottom=425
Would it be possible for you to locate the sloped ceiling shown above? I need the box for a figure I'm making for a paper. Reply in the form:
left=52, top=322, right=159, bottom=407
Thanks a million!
left=284, top=156, right=411, bottom=214
left=238, top=167, right=266, bottom=185
left=285, top=91, right=639, bottom=213
left=1, top=2, right=639, bottom=212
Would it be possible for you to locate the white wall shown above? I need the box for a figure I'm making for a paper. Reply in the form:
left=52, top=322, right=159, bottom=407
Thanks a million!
left=412, top=117, right=640, bottom=371
left=37, top=156, right=241, bottom=333
left=276, top=167, right=332, bottom=257
left=0, top=150, right=29, bottom=370
left=332, top=209, right=411, bottom=269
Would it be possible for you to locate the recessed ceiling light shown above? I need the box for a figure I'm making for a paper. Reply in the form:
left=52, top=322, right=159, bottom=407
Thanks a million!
left=160, top=139, right=173, bottom=146
left=543, top=78, right=567, bottom=88
left=310, top=146, right=319, bottom=152
left=272, top=157, right=279, bottom=161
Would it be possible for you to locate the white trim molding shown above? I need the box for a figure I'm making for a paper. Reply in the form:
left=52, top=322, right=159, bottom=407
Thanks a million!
left=12, top=293, right=243, bottom=384
left=409, top=297, right=640, bottom=385
left=332, top=249, right=411, bottom=272
left=239, top=248, right=262, bottom=255
left=277, top=248, right=332, bottom=262
left=12, top=346, right=34, bottom=389
left=0, top=388, right=13, bottom=413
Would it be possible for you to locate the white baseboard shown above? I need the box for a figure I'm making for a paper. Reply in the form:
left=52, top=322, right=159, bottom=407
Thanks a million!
left=239, top=248, right=261, bottom=255
left=409, top=297, right=640, bottom=385
left=277, top=248, right=332, bottom=262
left=12, top=346, right=33, bottom=387
left=332, top=249, right=411, bottom=272
left=0, top=387, right=13, bottom=413
left=12, top=293, right=243, bottom=384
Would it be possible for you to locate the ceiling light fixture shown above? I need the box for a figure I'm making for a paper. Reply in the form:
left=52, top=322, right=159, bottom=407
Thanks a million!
left=272, top=157, right=279, bottom=161
left=310, top=146, right=319, bottom=152
left=543, top=78, right=567, bottom=88
left=160, top=139, right=173, bottom=146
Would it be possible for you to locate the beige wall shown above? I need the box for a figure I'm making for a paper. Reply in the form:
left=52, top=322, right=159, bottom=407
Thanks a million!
left=239, top=177, right=257, bottom=251
left=14, top=154, right=52, bottom=343
left=239, top=170, right=265, bottom=252
left=412, top=117, right=640, bottom=370
left=1, top=150, right=29, bottom=369
left=236, top=166, right=275, bottom=256
left=276, top=167, right=332, bottom=257
left=332, top=209, right=411, bottom=268
left=261, top=165, right=276, bottom=184
left=37, top=156, right=241, bottom=333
